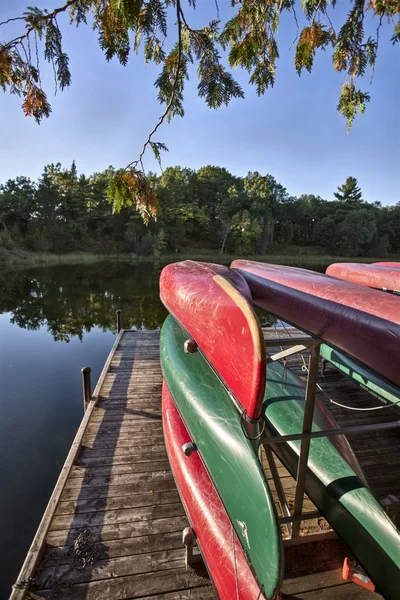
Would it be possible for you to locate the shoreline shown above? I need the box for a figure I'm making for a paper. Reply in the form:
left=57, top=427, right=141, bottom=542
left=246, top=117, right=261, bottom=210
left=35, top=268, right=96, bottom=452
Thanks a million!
left=0, top=249, right=394, bottom=268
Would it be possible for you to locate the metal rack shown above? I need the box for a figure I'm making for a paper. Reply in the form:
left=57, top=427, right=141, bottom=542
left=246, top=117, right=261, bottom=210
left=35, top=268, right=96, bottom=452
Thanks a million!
left=261, top=335, right=400, bottom=543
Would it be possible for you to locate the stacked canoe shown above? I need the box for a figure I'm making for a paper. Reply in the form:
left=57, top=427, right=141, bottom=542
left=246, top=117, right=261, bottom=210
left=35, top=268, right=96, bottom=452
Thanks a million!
left=159, top=259, right=400, bottom=600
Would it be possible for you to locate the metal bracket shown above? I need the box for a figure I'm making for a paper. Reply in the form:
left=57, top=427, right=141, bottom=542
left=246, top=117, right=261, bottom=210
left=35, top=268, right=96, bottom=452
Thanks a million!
left=182, top=527, right=202, bottom=569
left=262, top=338, right=400, bottom=543
left=184, top=339, right=198, bottom=354
left=182, top=442, right=197, bottom=457
left=263, top=445, right=293, bottom=538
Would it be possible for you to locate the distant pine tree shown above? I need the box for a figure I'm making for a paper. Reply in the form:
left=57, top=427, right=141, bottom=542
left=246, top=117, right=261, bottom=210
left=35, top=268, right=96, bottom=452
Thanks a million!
left=334, top=177, right=363, bottom=205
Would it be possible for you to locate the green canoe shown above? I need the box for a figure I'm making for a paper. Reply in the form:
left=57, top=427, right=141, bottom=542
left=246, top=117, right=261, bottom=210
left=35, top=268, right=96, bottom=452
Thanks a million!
left=320, top=343, right=400, bottom=412
left=263, top=357, right=400, bottom=600
left=161, top=314, right=284, bottom=599
left=162, top=315, right=400, bottom=599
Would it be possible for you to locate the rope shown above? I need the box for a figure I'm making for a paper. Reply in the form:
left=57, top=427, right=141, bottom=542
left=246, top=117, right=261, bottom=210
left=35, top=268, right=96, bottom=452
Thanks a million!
left=300, top=362, right=400, bottom=411
left=274, top=323, right=399, bottom=412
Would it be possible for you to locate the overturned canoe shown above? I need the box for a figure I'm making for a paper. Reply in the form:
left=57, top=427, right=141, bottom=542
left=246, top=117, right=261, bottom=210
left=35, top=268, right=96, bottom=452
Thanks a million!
left=231, top=260, right=400, bottom=389
left=326, top=262, right=400, bottom=293
left=161, top=310, right=400, bottom=600
left=161, top=314, right=283, bottom=599
left=160, top=260, right=266, bottom=419
left=162, top=381, right=263, bottom=600
left=263, top=357, right=400, bottom=600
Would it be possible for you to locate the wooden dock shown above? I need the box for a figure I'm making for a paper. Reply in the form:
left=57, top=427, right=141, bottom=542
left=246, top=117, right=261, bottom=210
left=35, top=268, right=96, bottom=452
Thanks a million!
left=11, top=327, right=398, bottom=599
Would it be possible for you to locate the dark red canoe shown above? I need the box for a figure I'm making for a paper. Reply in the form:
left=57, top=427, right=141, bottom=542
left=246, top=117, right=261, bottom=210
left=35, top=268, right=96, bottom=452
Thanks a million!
left=326, top=262, right=400, bottom=293
left=231, top=260, right=400, bottom=389
left=160, top=261, right=266, bottom=419
left=162, top=383, right=264, bottom=600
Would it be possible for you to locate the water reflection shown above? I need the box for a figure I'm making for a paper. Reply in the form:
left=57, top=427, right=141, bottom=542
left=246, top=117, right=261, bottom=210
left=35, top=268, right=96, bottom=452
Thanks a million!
left=1, top=259, right=328, bottom=340
left=0, top=258, right=327, bottom=597
left=0, top=261, right=169, bottom=340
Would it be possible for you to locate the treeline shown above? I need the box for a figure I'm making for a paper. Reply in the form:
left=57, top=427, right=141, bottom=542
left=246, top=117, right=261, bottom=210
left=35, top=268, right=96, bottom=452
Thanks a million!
left=1, top=162, right=399, bottom=257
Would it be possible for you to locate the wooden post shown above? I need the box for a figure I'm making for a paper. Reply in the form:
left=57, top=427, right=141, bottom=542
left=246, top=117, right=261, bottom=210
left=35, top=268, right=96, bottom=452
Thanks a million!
left=116, top=309, right=122, bottom=333
left=81, top=367, right=92, bottom=413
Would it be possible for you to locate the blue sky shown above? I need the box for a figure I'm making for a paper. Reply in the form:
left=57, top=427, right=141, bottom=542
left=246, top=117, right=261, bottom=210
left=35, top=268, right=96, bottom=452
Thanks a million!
left=0, top=1, right=399, bottom=205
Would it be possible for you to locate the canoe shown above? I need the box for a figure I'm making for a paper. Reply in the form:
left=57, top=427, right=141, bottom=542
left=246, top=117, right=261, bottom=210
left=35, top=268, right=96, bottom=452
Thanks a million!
left=264, top=356, right=400, bottom=600
left=231, top=260, right=400, bottom=389
left=160, top=260, right=266, bottom=419
left=161, top=313, right=283, bottom=599
left=162, top=381, right=263, bottom=600
left=321, top=263, right=400, bottom=404
left=326, top=262, right=400, bottom=293
left=161, top=311, right=400, bottom=600
left=320, top=343, right=400, bottom=411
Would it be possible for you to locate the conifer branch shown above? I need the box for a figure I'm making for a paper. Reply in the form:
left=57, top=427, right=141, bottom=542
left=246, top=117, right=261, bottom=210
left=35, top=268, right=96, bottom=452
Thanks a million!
left=126, top=0, right=183, bottom=172
left=0, top=16, right=26, bottom=27
left=2, top=0, right=78, bottom=50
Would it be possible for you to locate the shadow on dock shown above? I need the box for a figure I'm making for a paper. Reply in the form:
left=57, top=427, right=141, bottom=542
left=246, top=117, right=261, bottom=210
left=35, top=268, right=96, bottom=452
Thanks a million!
left=31, top=333, right=170, bottom=598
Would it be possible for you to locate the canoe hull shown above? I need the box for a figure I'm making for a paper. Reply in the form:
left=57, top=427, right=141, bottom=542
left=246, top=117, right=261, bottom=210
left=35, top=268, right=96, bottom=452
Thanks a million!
left=162, top=381, right=263, bottom=600
left=232, top=260, right=400, bottom=389
left=326, top=262, right=400, bottom=293
left=160, top=260, right=266, bottom=419
left=161, top=314, right=283, bottom=599
left=263, top=358, right=400, bottom=600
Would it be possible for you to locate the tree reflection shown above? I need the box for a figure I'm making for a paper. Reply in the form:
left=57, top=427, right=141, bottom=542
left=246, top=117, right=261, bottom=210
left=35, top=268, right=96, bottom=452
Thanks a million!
left=0, top=262, right=168, bottom=341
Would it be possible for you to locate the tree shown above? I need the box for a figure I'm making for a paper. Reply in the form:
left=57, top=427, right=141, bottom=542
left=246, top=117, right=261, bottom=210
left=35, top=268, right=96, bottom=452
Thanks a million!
left=0, top=1, right=398, bottom=217
left=244, top=172, right=289, bottom=253
left=0, top=176, right=37, bottom=233
left=337, top=208, right=377, bottom=256
left=334, top=177, right=363, bottom=205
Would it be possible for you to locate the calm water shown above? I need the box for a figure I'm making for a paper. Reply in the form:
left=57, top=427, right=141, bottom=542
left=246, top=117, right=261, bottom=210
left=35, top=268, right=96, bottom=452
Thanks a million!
left=0, top=258, right=327, bottom=597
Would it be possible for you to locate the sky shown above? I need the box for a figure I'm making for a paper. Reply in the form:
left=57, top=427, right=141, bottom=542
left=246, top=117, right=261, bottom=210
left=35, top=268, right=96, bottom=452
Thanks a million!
left=0, top=1, right=399, bottom=205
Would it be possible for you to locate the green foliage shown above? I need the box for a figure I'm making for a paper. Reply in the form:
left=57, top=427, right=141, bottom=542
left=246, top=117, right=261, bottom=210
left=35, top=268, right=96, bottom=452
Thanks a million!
left=0, top=227, right=14, bottom=249
left=337, top=82, right=370, bottom=131
left=150, top=141, right=169, bottom=169
left=153, top=228, right=167, bottom=257
left=337, top=208, right=377, bottom=256
left=0, top=161, right=398, bottom=259
left=334, top=176, right=363, bottom=204
left=107, top=168, right=158, bottom=223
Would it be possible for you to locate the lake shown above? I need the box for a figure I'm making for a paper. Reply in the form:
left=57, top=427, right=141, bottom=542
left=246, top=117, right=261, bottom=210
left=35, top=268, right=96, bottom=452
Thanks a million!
left=0, top=257, right=328, bottom=597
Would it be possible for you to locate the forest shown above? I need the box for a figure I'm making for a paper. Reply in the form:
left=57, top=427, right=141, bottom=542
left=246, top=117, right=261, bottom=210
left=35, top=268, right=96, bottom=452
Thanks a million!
left=0, top=161, right=399, bottom=259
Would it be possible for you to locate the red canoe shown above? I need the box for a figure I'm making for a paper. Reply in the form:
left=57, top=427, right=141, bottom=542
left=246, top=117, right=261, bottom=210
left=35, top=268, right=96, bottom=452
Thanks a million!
left=162, top=383, right=263, bottom=600
left=160, top=261, right=266, bottom=419
left=326, top=262, right=400, bottom=293
left=231, top=260, right=400, bottom=389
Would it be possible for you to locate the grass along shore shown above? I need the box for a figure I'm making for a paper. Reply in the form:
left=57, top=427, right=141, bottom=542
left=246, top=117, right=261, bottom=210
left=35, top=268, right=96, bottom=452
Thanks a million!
left=0, top=247, right=394, bottom=268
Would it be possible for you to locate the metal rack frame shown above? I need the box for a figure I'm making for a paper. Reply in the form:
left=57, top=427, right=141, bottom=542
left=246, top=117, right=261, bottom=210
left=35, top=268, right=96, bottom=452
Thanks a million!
left=261, top=335, right=400, bottom=543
